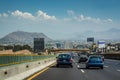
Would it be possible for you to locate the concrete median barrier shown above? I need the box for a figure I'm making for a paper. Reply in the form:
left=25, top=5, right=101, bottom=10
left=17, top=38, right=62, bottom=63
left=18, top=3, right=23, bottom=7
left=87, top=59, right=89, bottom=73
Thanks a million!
left=103, top=53, right=120, bottom=60
left=0, top=58, right=56, bottom=80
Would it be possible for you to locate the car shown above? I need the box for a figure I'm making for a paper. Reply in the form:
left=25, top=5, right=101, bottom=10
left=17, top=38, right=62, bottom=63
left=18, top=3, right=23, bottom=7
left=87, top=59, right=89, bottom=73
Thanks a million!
left=78, top=55, right=88, bottom=63
left=70, top=52, right=75, bottom=59
left=101, top=55, right=105, bottom=61
left=86, top=55, right=104, bottom=69
left=56, top=53, right=73, bottom=68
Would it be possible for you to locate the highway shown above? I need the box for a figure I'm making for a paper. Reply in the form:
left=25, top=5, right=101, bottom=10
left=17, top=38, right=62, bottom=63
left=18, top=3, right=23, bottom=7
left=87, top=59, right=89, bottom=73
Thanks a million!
left=27, top=54, right=120, bottom=80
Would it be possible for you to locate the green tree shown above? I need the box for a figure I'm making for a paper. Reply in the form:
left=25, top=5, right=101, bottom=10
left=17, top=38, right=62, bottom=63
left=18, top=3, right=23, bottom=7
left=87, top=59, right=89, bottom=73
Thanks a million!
left=22, top=45, right=32, bottom=52
left=13, top=45, right=23, bottom=52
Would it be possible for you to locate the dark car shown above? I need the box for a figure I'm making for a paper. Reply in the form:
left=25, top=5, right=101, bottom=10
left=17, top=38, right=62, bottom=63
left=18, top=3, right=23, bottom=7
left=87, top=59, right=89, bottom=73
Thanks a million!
left=56, top=53, right=73, bottom=67
left=86, top=55, right=104, bottom=69
left=78, top=55, right=88, bottom=63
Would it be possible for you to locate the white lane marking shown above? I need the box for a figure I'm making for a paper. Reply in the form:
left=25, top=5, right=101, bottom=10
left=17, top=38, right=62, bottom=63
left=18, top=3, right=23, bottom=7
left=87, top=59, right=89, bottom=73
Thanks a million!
left=117, top=70, right=120, bottom=72
left=73, top=59, right=80, bottom=68
left=104, top=65, right=109, bottom=68
left=77, top=65, right=80, bottom=68
left=81, top=69, right=85, bottom=73
left=73, top=60, right=76, bottom=63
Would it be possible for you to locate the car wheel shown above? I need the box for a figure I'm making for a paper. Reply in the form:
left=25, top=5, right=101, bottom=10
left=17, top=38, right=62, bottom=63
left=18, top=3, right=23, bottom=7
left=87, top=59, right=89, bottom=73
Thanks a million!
left=56, top=64, right=59, bottom=67
left=101, top=66, right=103, bottom=69
left=70, top=65, right=73, bottom=68
left=86, top=66, right=89, bottom=69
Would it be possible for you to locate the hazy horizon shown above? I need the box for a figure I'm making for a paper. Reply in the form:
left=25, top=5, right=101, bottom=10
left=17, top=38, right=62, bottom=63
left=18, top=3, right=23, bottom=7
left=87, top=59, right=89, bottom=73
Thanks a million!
left=0, top=0, right=120, bottom=40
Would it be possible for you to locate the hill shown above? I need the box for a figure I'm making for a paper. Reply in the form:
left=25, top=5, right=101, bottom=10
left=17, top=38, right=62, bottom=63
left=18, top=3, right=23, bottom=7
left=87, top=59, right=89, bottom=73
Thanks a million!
left=0, top=31, right=53, bottom=44
left=70, top=28, right=120, bottom=42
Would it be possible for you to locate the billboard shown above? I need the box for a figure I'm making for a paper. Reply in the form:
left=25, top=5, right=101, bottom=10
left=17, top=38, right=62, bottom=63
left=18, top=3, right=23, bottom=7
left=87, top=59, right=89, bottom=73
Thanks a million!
left=34, top=38, right=44, bottom=52
left=87, top=37, right=94, bottom=42
left=98, top=41, right=105, bottom=48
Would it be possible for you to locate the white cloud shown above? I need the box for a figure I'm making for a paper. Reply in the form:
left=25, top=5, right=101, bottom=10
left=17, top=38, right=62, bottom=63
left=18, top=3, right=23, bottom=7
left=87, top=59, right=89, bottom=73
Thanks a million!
left=36, top=10, right=56, bottom=20
left=104, top=18, right=112, bottom=22
left=0, top=10, right=112, bottom=24
left=11, top=10, right=35, bottom=20
left=67, top=10, right=75, bottom=16
left=66, top=10, right=113, bottom=23
left=11, top=10, right=56, bottom=21
left=75, top=14, right=85, bottom=21
left=3, top=13, right=8, bottom=17
left=73, top=14, right=101, bottom=23
left=0, top=13, right=8, bottom=17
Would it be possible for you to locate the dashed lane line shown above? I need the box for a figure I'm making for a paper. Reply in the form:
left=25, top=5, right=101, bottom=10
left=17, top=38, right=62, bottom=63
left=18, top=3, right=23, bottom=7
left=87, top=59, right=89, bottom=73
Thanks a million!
left=104, top=65, right=109, bottom=68
left=81, top=69, right=85, bottom=73
left=117, top=69, right=120, bottom=72
left=77, top=65, right=80, bottom=68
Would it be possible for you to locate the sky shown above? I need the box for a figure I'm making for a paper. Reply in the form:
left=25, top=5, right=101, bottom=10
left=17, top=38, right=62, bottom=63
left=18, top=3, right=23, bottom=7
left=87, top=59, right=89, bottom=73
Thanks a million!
left=0, top=0, right=120, bottom=40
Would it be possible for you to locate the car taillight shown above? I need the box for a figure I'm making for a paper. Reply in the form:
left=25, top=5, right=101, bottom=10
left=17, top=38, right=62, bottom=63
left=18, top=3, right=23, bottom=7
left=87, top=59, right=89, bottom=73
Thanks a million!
left=69, top=59, right=73, bottom=62
left=102, top=58, right=104, bottom=61
left=57, top=59, right=60, bottom=62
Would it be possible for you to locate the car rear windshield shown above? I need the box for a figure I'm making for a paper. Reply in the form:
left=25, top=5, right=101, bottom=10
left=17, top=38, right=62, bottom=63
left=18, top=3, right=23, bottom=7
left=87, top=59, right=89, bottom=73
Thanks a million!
left=58, top=54, right=71, bottom=59
left=89, top=57, right=102, bottom=61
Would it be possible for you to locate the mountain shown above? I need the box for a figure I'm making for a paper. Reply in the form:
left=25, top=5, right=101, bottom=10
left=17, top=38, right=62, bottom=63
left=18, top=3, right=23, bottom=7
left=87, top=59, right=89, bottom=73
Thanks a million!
left=71, top=28, right=120, bottom=41
left=94, top=28, right=120, bottom=40
left=0, top=31, right=53, bottom=44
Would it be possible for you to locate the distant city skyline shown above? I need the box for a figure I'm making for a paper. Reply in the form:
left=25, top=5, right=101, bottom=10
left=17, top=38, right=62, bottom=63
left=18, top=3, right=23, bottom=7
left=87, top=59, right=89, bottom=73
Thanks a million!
left=0, top=0, right=120, bottom=39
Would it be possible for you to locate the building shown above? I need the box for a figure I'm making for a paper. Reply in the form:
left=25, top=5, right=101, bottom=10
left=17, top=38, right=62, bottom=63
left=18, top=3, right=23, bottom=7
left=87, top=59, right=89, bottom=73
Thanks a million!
left=34, top=38, right=44, bottom=52
left=64, top=41, right=73, bottom=49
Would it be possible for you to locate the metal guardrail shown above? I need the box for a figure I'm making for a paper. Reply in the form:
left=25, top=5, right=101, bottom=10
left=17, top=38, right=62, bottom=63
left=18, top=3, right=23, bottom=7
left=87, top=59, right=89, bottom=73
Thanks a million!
left=103, top=53, right=120, bottom=60
left=89, top=53, right=120, bottom=60
left=0, top=54, right=56, bottom=67
left=48, top=49, right=90, bottom=52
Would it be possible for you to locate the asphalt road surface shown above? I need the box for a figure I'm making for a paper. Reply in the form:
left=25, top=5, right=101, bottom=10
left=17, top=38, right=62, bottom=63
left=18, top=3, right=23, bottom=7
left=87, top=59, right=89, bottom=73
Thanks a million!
left=27, top=55, right=120, bottom=80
